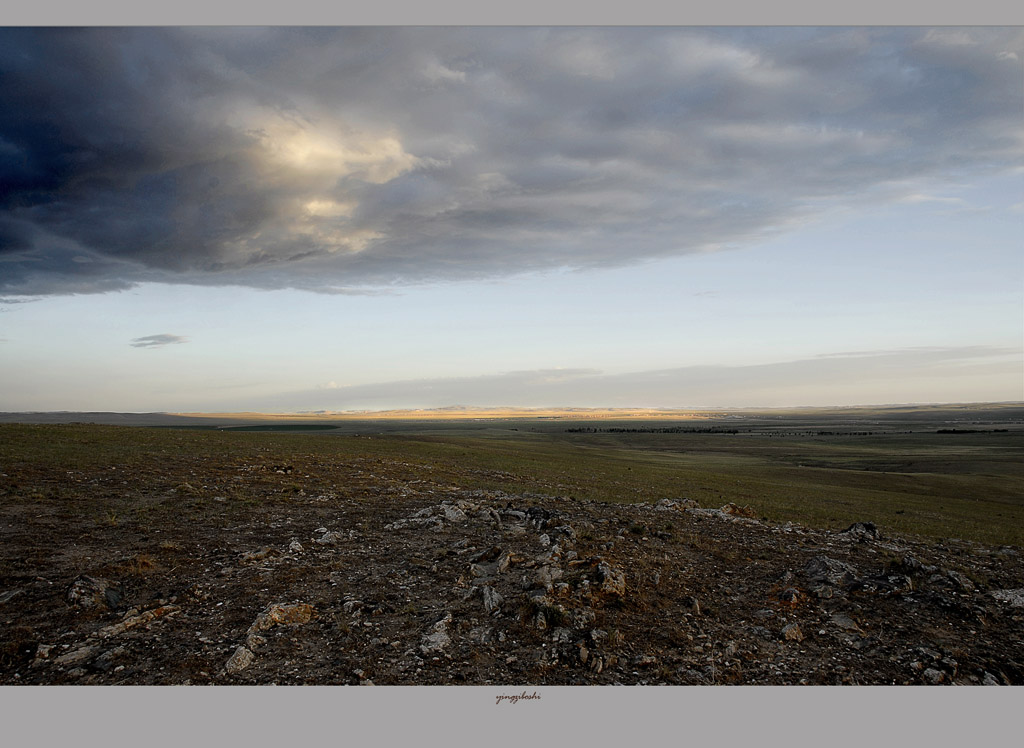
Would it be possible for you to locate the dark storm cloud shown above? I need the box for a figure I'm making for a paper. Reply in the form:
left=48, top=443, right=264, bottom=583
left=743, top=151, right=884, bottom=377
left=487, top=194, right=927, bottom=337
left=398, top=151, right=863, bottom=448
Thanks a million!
left=130, top=333, right=188, bottom=348
left=1, top=27, right=1021, bottom=295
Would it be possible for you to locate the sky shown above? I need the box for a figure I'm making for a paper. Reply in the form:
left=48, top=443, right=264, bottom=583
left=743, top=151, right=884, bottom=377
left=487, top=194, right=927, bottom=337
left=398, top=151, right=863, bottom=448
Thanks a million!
left=0, top=26, right=1021, bottom=412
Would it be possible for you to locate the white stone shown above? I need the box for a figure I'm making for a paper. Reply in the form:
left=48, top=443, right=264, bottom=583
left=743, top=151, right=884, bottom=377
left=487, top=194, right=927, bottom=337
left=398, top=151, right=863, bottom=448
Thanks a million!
left=225, top=646, right=255, bottom=674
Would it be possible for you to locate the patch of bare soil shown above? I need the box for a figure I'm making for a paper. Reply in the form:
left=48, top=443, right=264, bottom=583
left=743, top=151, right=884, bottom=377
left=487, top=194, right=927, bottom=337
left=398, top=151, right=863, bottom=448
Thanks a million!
left=1, top=456, right=1022, bottom=685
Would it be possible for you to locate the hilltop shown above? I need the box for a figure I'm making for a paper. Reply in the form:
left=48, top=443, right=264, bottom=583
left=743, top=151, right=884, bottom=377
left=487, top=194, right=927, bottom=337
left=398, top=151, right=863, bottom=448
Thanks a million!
left=1, top=422, right=1021, bottom=685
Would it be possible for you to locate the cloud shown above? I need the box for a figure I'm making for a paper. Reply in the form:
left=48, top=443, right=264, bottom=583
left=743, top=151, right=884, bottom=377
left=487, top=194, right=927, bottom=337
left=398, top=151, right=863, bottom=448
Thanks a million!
left=246, top=347, right=1021, bottom=411
left=898, top=194, right=968, bottom=206
left=1, top=27, right=1021, bottom=296
left=129, top=334, right=189, bottom=349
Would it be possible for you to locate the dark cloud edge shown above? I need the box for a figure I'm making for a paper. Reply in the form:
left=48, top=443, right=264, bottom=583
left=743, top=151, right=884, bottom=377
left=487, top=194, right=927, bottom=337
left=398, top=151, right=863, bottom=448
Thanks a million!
left=4, top=0, right=1024, bottom=25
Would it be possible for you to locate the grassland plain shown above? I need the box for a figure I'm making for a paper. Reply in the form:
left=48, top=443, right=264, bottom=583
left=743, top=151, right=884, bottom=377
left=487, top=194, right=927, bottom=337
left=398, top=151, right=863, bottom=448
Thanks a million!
left=1, top=405, right=1022, bottom=685
left=2, top=405, right=1023, bottom=546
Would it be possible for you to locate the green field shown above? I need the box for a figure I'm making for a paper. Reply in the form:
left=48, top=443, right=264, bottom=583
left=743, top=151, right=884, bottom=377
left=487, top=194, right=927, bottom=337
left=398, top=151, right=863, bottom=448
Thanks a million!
left=2, top=404, right=1023, bottom=547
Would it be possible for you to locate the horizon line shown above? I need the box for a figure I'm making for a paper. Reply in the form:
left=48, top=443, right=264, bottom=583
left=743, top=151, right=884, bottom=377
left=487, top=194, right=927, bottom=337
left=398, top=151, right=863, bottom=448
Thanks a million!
left=2, top=400, right=1022, bottom=419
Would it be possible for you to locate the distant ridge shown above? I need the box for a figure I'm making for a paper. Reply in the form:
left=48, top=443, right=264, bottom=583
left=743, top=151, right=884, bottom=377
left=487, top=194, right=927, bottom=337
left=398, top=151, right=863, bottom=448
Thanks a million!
left=1, top=403, right=1022, bottom=426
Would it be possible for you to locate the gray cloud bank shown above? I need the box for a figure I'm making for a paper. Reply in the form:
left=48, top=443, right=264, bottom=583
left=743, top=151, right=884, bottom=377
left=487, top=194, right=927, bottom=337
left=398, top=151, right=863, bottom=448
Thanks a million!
left=254, top=346, right=1022, bottom=411
left=1, top=27, right=1021, bottom=296
left=130, top=334, right=188, bottom=348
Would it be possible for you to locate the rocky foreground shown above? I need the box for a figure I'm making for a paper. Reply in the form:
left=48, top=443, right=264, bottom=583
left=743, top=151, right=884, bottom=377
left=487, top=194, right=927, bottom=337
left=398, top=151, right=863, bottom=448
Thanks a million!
left=2, top=477, right=1023, bottom=685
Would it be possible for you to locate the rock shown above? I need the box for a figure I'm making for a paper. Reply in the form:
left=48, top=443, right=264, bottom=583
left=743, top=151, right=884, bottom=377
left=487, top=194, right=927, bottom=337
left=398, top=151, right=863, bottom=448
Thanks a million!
left=538, top=534, right=551, bottom=547
left=526, top=507, right=553, bottom=528
left=752, top=609, right=775, bottom=620
left=443, top=506, right=467, bottom=522
left=926, top=569, right=976, bottom=594
left=852, top=573, right=914, bottom=594
left=804, top=556, right=858, bottom=586
left=571, top=608, right=596, bottom=629
left=991, top=588, right=1024, bottom=607
left=34, top=644, right=53, bottom=661
left=982, top=672, right=1001, bottom=686
left=553, top=524, right=577, bottom=541
left=596, top=561, right=626, bottom=597
left=720, top=503, right=758, bottom=518
left=314, top=531, right=345, bottom=545
left=53, top=644, right=101, bottom=667
left=942, top=569, right=975, bottom=592
left=922, top=668, right=945, bottom=685
left=66, top=575, right=124, bottom=611
left=533, top=565, right=562, bottom=592
left=420, top=612, right=453, bottom=653
left=96, top=603, right=180, bottom=638
left=889, top=555, right=938, bottom=577
left=939, top=657, right=958, bottom=676
left=386, top=517, right=443, bottom=531
left=781, top=623, right=805, bottom=642
left=288, top=539, right=304, bottom=553
left=551, top=627, right=573, bottom=645
left=887, top=575, right=914, bottom=592
left=90, top=646, right=127, bottom=673
left=249, top=602, right=315, bottom=633
left=495, top=551, right=512, bottom=574
left=839, top=522, right=880, bottom=541
left=688, top=508, right=732, bottom=521
left=481, top=586, right=503, bottom=615
left=469, top=546, right=502, bottom=563
left=469, top=626, right=495, bottom=644
left=913, top=645, right=941, bottom=662
left=890, top=555, right=923, bottom=575
left=748, top=626, right=774, bottom=640
left=830, top=613, right=865, bottom=634
left=576, top=578, right=592, bottom=598
left=225, top=646, right=256, bottom=674
left=535, top=546, right=562, bottom=565
left=239, top=548, right=279, bottom=564
left=779, top=587, right=804, bottom=604
left=658, top=498, right=699, bottom=510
